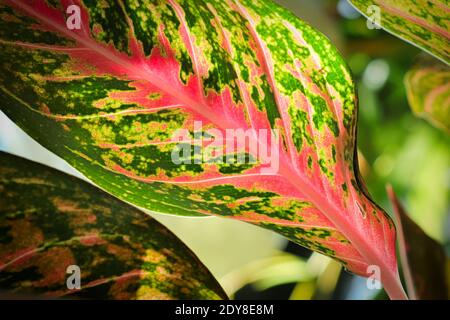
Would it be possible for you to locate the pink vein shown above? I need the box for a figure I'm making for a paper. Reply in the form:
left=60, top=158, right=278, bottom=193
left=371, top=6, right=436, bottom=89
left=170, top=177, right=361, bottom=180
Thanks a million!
left=58, top=270, right=144, bottom=297
left=168, top=0, right=206, bottom=100
left=377, top=0, right=450, bottom=39
left=0, top=86, right=182, bottom=119
left=0, top=234, right=101, bottom=271
left=0, top=39, right=91, bottom=52
left=232, top=0, right=298, bottom=166
left=7, top=0, right=406, bottom=298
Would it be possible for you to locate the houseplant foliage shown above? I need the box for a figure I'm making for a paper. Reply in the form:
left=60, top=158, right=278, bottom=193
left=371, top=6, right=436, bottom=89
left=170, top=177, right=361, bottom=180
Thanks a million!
left=349, top=0, right=450, bottom=133
left=348, top=0, right=449, bottom=65
left=0, top=0, right=447, bottom=300
left=0, top=0, right=407, bottom=299
left=387, top=186, right=448, bottom=300
left=350, top=0, right=449, bottom=299
left=0, top=151, right=226, bottom=299
left=404, top=56, right=450, bottom=134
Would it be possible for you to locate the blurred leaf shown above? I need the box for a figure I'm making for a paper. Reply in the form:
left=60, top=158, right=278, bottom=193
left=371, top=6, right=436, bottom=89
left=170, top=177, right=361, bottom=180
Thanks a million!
left=387, top=185, right=448, bottom=300
left=404, top=56, right=450, bottom=134
left=289, top=280, right=316, bottom=300
left=348, top=0, right=450, bottom=65
left=288, top=252, right=341, bottom=300
left=220, top=252, right=312, bottom=296
left=0, top=151, right=226, bottom=300
left=313, top=259, right=342, bottom=299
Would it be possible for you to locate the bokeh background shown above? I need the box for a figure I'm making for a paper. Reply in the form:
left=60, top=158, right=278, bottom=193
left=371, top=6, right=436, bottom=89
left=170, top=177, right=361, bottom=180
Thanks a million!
left=0, top=0, right=448, bottom=299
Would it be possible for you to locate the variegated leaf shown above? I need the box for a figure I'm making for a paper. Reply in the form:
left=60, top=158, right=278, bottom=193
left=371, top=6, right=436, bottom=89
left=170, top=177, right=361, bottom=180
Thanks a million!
left=348, top=0, right=450, bottom=65
left=404, top=56, right=450, bottom=133
left=0, top=0, right=406, bottom=298
left=0, top=151, right=226, bottom=300
left=387, top=186, right=448, bottom=300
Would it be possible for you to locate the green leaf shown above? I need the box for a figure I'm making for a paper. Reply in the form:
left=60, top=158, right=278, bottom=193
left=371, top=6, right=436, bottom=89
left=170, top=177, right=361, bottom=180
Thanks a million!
left=0, top=151, right=227, bottom=300
left=348, top=0, right=450, bottom=65
left=221, top=252, right=313, bottom=295
left=0, top=0, right=407, bottom=298
left=387, top=186, right=448, bottom=300
left=404, top=55, right=450, bottom=133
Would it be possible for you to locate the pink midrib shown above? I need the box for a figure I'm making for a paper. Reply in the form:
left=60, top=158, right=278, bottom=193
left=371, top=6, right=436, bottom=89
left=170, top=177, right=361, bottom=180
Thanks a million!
left=376, top=0, right=450, bottom=39
left=10, top=0, right=406, bottom=299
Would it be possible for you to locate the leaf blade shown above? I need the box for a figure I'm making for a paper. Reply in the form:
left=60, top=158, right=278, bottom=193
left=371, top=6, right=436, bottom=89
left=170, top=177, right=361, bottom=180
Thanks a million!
left=0, top=151, right=227, bottom=300
left=387, top=186, right=448, bottom=300
left=348, top=0, right=450, bottom=65
left=404, top=55, right=450, bottom=133
left=0, top=0, right=406, bottom=298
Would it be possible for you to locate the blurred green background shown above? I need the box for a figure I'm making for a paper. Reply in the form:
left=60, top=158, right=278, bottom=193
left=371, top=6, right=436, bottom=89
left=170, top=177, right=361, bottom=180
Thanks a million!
left=0, top=0, right=448, bottom=300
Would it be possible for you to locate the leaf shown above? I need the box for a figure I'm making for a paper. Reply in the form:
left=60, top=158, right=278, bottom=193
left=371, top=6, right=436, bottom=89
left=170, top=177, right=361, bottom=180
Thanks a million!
left=348, top=0, right=450, bottom=65
left=404, top=55, right=450, bottom=133
left=221, top=252, right=313, bottom=295
left=0, top=151, right=227, bottom=300
left=0, top=0, right=406, bottom=298
left=387, top=186, right=448, bottom=300
left=348, top=1, right=450, bottom=133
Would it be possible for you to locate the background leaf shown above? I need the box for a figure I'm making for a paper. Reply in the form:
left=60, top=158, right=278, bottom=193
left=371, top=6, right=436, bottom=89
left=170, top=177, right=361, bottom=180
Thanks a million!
left=0, top=151, right=227, bottom=300
left=387, top=185, right=448, bottom=300
left=404, top=55, right=450, bottom=133
left=0, top=0, right=406, bottom=298
left=348, top=0, right=450, bottom=65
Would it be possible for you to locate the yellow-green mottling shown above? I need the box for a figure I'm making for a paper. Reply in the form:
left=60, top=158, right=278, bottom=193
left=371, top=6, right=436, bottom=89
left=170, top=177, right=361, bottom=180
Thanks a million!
left=0, top=152, right=226, bottom=299
left=0, top=0, right=399, bottom=284
left=349, top=0, right=450, bottom=65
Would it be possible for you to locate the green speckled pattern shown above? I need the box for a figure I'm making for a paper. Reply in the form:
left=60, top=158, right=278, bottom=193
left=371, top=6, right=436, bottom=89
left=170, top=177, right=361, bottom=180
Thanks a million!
left=404, top=56, right=450, bottom=133
left=0, top=152, right=226, bottom=300
left=0, top=0, right=405, bottom=297
left=349, top=0, right=450, bottom=65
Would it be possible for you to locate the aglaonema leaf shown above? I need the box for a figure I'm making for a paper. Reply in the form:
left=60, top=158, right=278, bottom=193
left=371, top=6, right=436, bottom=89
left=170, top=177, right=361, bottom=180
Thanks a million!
left=0, top=0, right=406, bottom=298
left=404, top=55, right=450, bottom=133
left=387, top=186, right=448, bottom=300
left=348, top=0, right=450, bottom=65
left=0, top=151, right=226, bottom=300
